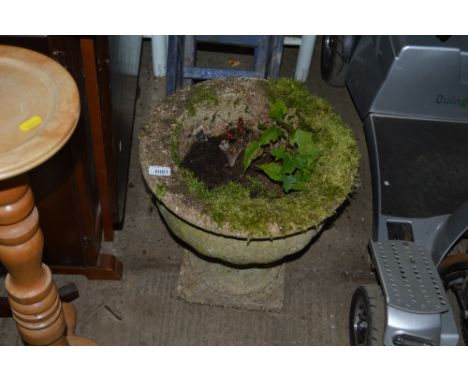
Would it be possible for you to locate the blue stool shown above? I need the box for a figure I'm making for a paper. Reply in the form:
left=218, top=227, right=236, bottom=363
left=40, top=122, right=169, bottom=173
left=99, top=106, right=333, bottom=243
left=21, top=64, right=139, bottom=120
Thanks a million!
left=166, top=35, right=284, bottom=95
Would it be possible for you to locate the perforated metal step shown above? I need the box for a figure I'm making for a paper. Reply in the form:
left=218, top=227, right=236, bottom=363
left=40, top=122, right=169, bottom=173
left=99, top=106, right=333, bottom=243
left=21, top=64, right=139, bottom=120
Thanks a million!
left=370, top=241, right=449, bottom=314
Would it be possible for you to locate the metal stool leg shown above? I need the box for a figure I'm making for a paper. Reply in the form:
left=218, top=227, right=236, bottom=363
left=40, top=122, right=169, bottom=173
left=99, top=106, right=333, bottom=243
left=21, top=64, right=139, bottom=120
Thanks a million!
left=295, top=35, right=316, bottom=82
left=151, top=35, right=168, bottom=77
left=268, top=36, right=285, bottom=78
left=166, top=36, right=185, bottom=95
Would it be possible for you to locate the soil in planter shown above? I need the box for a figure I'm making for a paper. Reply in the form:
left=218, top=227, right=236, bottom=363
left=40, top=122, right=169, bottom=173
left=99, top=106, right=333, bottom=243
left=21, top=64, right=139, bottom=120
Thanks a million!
left=180, top=127, right=282, bottom=199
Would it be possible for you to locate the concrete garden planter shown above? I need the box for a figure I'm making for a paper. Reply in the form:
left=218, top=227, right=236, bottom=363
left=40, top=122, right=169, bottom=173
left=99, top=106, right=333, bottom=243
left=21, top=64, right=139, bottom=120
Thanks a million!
left=139, top=78, right=359, bottom=310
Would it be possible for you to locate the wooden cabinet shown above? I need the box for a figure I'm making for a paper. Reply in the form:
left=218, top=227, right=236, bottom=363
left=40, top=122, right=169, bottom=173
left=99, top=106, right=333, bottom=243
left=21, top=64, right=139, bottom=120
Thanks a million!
left=0, top=36, right=141, bottom=279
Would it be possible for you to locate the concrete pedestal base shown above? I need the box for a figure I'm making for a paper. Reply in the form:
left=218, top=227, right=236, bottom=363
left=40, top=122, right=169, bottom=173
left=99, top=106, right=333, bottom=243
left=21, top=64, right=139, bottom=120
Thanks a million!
left=177, top=249, right=285, bottom=311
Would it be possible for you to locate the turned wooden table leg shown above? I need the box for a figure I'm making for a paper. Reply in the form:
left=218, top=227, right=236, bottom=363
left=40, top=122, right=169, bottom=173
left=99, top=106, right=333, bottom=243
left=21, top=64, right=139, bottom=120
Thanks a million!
left=1, top=45, right=97, bottom=345
left=0, top=175, right=69, bottom=345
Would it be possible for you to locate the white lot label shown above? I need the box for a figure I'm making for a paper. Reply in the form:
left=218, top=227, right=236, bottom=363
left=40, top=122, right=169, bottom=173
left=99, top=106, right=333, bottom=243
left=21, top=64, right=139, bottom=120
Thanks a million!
left=148, top=166, right=171, bottom=176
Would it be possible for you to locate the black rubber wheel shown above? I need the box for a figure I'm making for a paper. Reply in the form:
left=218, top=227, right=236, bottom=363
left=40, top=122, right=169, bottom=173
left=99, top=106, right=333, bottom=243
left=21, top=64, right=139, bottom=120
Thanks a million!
left=439, top=254, right=468, bottom=345
left=320, top=36, right=348, bottom=87
left=349, top=284, right=385, bottom=345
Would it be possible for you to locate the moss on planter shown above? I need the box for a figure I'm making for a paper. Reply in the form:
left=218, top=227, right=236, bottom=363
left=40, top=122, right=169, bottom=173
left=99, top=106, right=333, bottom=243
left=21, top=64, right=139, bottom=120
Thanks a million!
left=171, top=79, right=360, bottom=237
left=154, top=183, right=168, bottom=199
left=186, top=86, right=219, bottom=116
left=170, top=122, right=184, bottom=165
left=264, top=78, right=335, bottom=133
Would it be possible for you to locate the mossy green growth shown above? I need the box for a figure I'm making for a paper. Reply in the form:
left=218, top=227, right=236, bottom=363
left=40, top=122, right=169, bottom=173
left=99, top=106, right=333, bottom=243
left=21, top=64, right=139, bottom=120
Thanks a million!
left=264, top=78, right=334, bottom=133
left=186, top=86, right=219, bottom=116
left=154, top=183, right=167, bottom=198
left=175, top=78, right=360, bottom=237
left=170, top=122, right=183, bottom=164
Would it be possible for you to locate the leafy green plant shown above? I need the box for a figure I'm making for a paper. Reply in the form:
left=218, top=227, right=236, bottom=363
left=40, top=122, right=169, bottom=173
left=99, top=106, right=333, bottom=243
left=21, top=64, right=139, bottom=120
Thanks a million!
left=243, top=100, right=320, bottom=193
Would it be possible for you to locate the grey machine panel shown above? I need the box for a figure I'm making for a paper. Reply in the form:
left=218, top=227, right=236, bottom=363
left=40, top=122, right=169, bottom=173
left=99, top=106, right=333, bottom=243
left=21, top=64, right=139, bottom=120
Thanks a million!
left=347, top=36, right=468, bottom=122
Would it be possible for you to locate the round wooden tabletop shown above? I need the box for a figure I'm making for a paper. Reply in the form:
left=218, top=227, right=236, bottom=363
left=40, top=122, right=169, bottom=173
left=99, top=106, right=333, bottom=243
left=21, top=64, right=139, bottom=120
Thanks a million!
left=0, top=45, right=80, bottom=181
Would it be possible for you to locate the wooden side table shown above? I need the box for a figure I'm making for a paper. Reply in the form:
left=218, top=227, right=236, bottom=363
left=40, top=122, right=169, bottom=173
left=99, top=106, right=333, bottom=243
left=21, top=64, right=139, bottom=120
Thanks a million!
left=0, top=45, right=95, bottom=345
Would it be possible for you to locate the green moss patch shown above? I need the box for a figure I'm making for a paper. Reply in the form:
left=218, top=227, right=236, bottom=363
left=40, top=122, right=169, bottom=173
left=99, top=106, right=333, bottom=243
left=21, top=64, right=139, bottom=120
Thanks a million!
left=186, top=86, right=219, bottom=116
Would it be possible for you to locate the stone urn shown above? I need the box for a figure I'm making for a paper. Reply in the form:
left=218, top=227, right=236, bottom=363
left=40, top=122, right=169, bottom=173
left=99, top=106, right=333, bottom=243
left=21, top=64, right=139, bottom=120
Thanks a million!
left=139, top=78, right=359, bottom=311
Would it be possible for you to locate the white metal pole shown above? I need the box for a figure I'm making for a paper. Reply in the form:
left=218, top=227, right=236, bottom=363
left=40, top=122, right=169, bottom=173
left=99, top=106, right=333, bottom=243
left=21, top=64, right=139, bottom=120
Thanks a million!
left=295, top=35, right=316, bottom=82
left=151, top=35, right=168, bottom=77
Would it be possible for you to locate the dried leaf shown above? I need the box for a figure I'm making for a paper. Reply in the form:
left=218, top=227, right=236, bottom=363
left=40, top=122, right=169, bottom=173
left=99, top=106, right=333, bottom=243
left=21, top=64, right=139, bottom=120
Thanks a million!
left=228, top=59, right=241, bottom=67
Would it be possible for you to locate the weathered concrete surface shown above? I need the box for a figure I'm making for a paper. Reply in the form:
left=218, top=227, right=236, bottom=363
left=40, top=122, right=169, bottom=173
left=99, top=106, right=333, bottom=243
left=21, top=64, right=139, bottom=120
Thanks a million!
left=177, top=249, right=286, bottom=311
left=158, top=203, right=321, bottom=265
left=0, top=38, right=375, bottom=345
